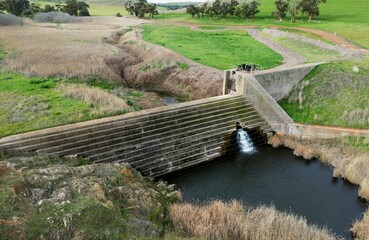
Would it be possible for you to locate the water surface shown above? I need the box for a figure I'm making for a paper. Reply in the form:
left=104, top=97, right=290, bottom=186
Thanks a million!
left=165, top=145, right=367, bottom=239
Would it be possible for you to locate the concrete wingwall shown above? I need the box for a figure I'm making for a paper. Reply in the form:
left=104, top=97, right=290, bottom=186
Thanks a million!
left=253, top=63, right=321, bottom=101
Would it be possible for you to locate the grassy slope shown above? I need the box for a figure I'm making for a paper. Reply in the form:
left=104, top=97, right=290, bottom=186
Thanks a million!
left=0, top=74, right=94, bottom=137
left=142, top=25, right=283, bottom=70
left=279, top=58, right=369, bottom=129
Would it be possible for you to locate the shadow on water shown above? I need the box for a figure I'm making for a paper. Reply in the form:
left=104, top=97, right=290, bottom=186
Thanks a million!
left=163, top=144, right=367, bottom=239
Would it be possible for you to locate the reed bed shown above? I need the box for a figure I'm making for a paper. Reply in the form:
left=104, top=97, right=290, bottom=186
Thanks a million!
left=268, top=134, right=369, bottom=239
left=58, top=83, right=129, bottom=116
left=169, top=200, right=339, bottom=240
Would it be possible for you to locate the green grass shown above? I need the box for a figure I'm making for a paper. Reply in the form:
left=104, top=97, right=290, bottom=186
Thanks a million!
left=152, top=0, right=369, bottom=50
left=33, top=1, right=127, bottom=16
left=142, top=25, right=283, bottom=70
left=279, top=58, right=369, bottom=129
left=274, top=37, right=340, bottom=63
left=198, top=25, right=227, bottom=30
left=0, top=74, right=102, bottom=137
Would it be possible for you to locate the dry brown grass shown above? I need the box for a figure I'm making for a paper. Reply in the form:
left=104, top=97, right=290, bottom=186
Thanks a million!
left=169, top=200, right=339, bottom=240
left=268, top=134, right=369, bottom=239
left=58, top=83, right=129, bottom=116
left=113, top=30, right=223, bottom=100
left=352, top=208, right=369, bottom=240
left=0, top=17, right=147, bottom=81
left=0, top=18, right=223, bottom=100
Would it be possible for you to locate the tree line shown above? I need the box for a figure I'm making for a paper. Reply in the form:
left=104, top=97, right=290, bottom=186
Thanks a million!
left=124, top=0, right=158, bottom=18
left=186, top=0, right=326, bottom=22
left=0, top=0, right=90, bottom=17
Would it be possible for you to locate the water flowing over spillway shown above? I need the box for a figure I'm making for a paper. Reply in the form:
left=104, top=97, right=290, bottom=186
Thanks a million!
left=237, top=129, right=255, bottom=153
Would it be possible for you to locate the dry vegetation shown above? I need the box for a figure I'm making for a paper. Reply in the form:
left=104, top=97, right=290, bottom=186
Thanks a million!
left=268, top=134, right=369, bottom=239
left=109, top=29, right=223, bottom=100
left=0, top=17, right=223, bottom=100
left=170, top=200, right=339, bottom=240
left=58, top=83, right=130, bottom=116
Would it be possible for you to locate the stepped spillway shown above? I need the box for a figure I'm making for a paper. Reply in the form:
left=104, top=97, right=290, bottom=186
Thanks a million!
left=0, top=95, right=271, bottom=177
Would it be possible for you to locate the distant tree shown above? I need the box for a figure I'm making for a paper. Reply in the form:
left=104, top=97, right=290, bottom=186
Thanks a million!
left=239, top=2, right=250, bottom=21
left=55, top=2, right=65, bottom=12
left=146, top=3, right=158, bottom=18
left=64, top=0, right=78, bottom=16
left=186, top=5, right=199, bottom=18
left=300, top=0, right=326, bottom=21
left=212, top=0, right=221, bottom=19
left=0, top=1, right=6, bottom=13
left=248, top=0, right=260, bottom=21
left=77, top=1, right=89, bottom=16
left=288, top=0, right=301, bottom=22
left=124, top=0, right=157, bottom=18
left=219, top=1, right=230, bottom=19
left=272, top=0, right=289, bottom=22
left=2, top=0, right=30, bottom=16
left=199, top=2, right=207, bottom=18
left=229, top=0, right=239, bottom=16
left=44, top=4, right=56, bottom=12
left=234, top=5, right=242, bottom=19
left=205, top=5, right=215, bottom=20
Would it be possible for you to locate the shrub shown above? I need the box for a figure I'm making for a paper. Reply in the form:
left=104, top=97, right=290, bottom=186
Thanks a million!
left=116, top=13, right=122, bottom=17
left=34, top=11, right=80, bottom=23
left=0, top=13, right=23, bottom=26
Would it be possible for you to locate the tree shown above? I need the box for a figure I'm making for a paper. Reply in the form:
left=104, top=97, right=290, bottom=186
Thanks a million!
left=229, top=0, right=239, bottom=16
left=288, top=0, right=301, bottom=23
left=124, top=0, right=157, bottom=18
left=64, top=0, right=78, bottom=16
left=77, top=1, right=89, bottom=16
left=248, top=0, right=260, bottom=21
left=199, top=2, right=207, bottom=18
left=240, top=2, right=250, bottom=21
left=186, top=5, right=199, bottom=18
left=219, top=1, right=230, bottom=19
left=44, top=4, right=55, bottom=12
left=0, top=1, right=5, bottom=13
left=205, top=5, right=215, bottom=20
left=212, top=0, right=221, bottom=19
left=2, top=0, right=30, bottom=16
left=272, top=0, right=289, bottom=22
left=234, top=5, right=242, bottom=19
left=146, top=3, right=158, bottom=18
left=300, top=0, right=326, bottom=21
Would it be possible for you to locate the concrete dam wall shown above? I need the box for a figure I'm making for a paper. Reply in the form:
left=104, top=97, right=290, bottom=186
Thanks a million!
left=0, top=95, right=272, bottom=177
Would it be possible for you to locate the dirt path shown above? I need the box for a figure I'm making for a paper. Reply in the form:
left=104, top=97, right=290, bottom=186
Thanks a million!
left=172, top=21, right=369, bottom=54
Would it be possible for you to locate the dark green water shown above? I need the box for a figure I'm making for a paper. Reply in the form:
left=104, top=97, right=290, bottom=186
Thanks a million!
left=165, top=145, right=367, bottom=239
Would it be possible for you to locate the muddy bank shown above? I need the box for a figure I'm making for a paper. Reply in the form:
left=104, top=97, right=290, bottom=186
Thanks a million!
left=268, top=133, right=369, bottom=239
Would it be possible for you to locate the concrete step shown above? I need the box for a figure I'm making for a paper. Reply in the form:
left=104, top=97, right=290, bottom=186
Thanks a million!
left=0, top=95, right=246, bottom=148
left=93, top=119, right=268, bottom=165
left=39, top=110, right=263, bottom=157
left=85, top=115, right=266, bottom=162
left=13, top=103, right=255, bottom=152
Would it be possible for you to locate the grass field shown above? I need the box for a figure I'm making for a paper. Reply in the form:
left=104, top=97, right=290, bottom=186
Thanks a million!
left=141, top=25, right=283, bottom=70
left=33, top=1, right=127, bottom=16
left=152, top=0, right=369, bottom=49
left=279, top=58, right=369, bottom=129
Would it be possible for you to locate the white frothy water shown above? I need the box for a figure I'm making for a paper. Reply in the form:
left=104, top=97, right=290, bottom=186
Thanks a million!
left=237, top=129, right=255, bottom=153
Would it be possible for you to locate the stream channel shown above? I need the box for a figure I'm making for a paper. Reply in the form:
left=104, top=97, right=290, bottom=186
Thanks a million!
left=164, top=145, right=367, bottom=239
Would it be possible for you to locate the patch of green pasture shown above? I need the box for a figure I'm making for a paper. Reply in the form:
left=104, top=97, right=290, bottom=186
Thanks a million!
left=0, top=46, right=5, bottom=61
left=32, top=1, right=127, bottom=16
left=142, top=25, right=283, bottom=70
left=279, top=58, right=369, bottom=129
left=198, top=25, right=227, bottom=30
left=274, top=37, right=340, bottom=63
left=0, top=74, right=99, bottom=137
left=158, top=0, right=369, bottom=49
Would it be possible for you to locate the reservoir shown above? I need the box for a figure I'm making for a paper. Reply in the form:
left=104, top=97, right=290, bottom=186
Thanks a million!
left=165, top=145, right=367, bottom=239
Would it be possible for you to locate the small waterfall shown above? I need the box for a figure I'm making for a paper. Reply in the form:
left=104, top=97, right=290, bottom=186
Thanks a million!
left=237, top=129, right=255, bottom=153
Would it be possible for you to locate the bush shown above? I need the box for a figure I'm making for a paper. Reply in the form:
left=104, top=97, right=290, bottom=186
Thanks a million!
left=116, top=12, right=122, bottom=17
left=0, top=13, right=23, bottom=26
left=34, top=11, right=80, bottom=23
